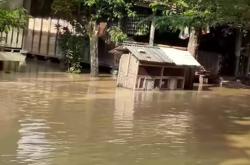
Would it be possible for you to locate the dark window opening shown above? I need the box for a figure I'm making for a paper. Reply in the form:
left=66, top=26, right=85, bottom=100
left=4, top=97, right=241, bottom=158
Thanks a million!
left=138, top=66, right=162, bottom=76
left=154, top=79, right=160, bottom=89
left=177, top=79, right=184, bottom=89
left=161, top=79, right=169, bottom=89
left=164, top=68, right=184, bottom=77
left=139, top=78, right=145, bottom=88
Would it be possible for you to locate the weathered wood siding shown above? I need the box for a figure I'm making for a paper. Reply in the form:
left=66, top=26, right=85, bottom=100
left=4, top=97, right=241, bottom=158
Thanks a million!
left=23, top=17, right=72, bottom=58
left=117, top=54, right=139, bottom=89
left=2, top=17, right=92, bottom=63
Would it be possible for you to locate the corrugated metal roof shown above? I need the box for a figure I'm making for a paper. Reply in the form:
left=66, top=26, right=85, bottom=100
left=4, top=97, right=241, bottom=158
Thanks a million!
left=160, top=47, right=201, bottom=66
left=125, top=46, right=173, bottom=64
left=125, top=45, right=201, bottom=67
left=0, top=52, right=26, bottom=62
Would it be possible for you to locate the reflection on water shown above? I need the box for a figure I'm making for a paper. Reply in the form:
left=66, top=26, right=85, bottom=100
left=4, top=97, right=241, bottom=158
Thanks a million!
left=0, top=66, right=250, bottom=165
left=17, top=118, right=53, bottom=165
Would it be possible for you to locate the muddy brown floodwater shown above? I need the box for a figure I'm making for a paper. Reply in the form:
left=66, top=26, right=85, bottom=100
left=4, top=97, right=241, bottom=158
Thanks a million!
left=0, top=68, right=250, bottom=165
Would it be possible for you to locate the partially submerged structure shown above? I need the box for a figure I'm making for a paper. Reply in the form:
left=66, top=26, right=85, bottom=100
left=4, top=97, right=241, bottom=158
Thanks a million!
left=0, top=52, right=26, bottom=72
left=116, top=45, right=200, bottom=90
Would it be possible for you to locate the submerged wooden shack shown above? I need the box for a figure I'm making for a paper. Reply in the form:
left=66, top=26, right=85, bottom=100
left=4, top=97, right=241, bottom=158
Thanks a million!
left=116, top=45, right=201, bottom=90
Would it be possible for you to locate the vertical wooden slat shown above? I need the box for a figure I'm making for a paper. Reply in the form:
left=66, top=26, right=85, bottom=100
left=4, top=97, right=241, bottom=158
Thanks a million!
left=38, top=18, right=44, bottom=54
left=30, top=19, right=36, bottom=52
left=160, top=67, right=164, bottom=88
left=126, top=53, right=131, bottom=76
left=54, top=19, right=60, bottom=57
left=19, top=29, right=24, bottom=49
left=15, top=28, right=20, bottom=48
left=11, top=28, right=18, bottom=48
left=6, top=29, right=13, bottom=47
left=40, top=18, right=51, bottom=56
left=4, top=32, right=8, bottom=44
left=46, top=18, right=52, bottom=56
left=48, top=19, right=58, bottom=56
left=32, top=18, right=42, bottom=54
left=0, top=32, right=4, bottom=46
left=10, top=28, right=15, bottom=48
left=23, top=18, right=35, bottom=52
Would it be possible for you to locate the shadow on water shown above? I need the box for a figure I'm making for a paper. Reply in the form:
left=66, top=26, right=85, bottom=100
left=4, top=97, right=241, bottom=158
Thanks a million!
left=0, top=59, right=250, bottom=165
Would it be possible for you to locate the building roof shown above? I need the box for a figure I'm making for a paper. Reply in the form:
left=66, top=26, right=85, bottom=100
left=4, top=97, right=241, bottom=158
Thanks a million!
left=126, top=46, right=173, bottom=64
left=159, top=47, right=201, bottom=66
left=124, top=45, right=201, bottom=67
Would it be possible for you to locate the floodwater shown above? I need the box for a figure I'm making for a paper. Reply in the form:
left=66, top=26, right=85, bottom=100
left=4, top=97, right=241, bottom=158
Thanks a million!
left=0, top=64, right=250, bottom=165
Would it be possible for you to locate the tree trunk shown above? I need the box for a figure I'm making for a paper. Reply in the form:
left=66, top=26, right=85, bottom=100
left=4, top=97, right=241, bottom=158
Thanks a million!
left=149, top=17, right=156, bottom=46
left=234, top=28, right=242, bottom=77
left=89, top=21, right=99, bottom=77
left=187, top=28, right=200, bottom=59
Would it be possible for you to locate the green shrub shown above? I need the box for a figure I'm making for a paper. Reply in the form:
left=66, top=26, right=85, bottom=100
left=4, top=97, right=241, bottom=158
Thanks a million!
left=59, top=28, right=86, bottom=73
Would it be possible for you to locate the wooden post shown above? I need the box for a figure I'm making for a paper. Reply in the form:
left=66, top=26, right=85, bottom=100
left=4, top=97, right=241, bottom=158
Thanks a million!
left=160, top=67, right=164, bottom=89
left=149, top=17, right=156, bottom=46
left=184, top=67, right=195, bottom=90
left=246, top=44, right=250, bottom=77
left=234, top=28, right=242, bottom=77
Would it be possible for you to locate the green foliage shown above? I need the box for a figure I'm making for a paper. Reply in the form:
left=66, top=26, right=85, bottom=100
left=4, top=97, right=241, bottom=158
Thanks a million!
left=52, top=0, right=135, bottom=37
left=151, top=0, right=219, bottom=31
left=217, top=0, right=250, bottom=29
left=136, top=23, right=150, bottom=36
left=151, top=0, right=250, bottom=31
left=52, top=0, right=135, bottom=24
left=0, top=8, right=27, bottom=33
left=107, top=26, right=128, bottom=44
left=52, top=0, right=136, bottom=74
left=59, top=28, right=86, bottom=73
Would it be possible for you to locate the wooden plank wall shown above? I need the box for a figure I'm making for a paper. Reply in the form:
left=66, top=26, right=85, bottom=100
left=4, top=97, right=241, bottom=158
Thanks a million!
left=117, top=54, right=139, bottom=89
left=23, top=17, right=72, bottom=58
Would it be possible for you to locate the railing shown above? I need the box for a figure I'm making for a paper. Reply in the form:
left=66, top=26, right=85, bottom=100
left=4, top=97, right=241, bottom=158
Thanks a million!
left=0, top=28, right=24, bottom=50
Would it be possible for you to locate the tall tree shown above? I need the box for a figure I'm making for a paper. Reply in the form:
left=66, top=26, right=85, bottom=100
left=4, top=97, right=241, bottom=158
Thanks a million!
left=218, top=0, right=250, bottom=76
left=151, top=0, right=250, bottom=76
left=52, top=0, right=135, bottom=76
left=150, top=0, right=219, bottom=59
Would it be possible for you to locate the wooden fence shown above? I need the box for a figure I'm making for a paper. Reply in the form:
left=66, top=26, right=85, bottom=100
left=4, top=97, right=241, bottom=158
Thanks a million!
left=1, top=17, right=91, bottom=63
left=0, top=28, right=24, bottom=50
left=23, top=17, right=72, bottom=59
